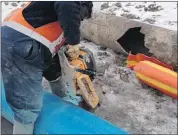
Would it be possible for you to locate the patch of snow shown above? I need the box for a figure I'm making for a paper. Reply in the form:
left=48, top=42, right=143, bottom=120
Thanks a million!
left=1, top=2, right=28, bottom=21
left=94, top=2, right=177, bottom=30
left=2, top=2, right=177, bottom=31
left=79, top=39, right=177, bottom=134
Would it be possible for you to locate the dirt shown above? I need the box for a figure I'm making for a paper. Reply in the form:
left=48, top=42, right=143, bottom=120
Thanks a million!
left=11, top=2, right=17, bottom=7
left=169, top=21, right=177, bottom=26
left=21, top=3, right=26, bottom=7
left=42, top=40, right=177, bottom=134
left=144, top=18, right=156, bottom=24
left=144, top=4, right=164, bottom=12
left=120, top=13, right=140, bottom=19
left=122, top=9, right=129, bottom=13
left=100, top=2, right=109, bottom=10
left=135, top=5, right=145, bottom=9
left=84, top=41, right=177, bottom=134
left=115, top=2, right=122, bottom=8
left=4, top=2, right=8, bottom=5
left=125, top=3, right=132, bottom=7
left=92, top=58, right=177, bottom=134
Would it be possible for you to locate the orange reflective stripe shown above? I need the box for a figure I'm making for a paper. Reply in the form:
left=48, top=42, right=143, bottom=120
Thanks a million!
left=3, top=21, right=51, bottom=49
left=3, top=5, right=64, bottom=54
left=4, top=8, right=34, bottom=29
left=35, top=22, right=63, bottom=42
left=51, top=32, right=64, bottom=46
left=3, top=2, right=31, bottom=22
left=3, top=21, right=64, bottom=54
left=3, top=8, right=19, bottom=22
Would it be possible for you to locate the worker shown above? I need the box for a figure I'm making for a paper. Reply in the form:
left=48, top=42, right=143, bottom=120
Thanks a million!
left=1, top=1, right=93, bottom=134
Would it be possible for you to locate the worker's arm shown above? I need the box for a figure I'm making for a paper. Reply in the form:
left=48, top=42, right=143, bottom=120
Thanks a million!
left=54, top=1, right=93, bottom=45
left=54, top=2, right=81, bottom=45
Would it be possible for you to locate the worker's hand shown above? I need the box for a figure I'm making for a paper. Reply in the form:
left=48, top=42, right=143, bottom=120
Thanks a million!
left=66, top=44, right=80, bottom=59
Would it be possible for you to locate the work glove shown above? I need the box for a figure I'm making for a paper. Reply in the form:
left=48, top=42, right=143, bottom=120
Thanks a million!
left=66, top=44, right=80, bottom=59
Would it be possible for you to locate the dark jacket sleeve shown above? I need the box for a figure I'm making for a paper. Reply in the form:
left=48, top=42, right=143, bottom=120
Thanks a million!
left=80, top=2, right=93, bottom=20
left=54, top=2, right=81, bottom=45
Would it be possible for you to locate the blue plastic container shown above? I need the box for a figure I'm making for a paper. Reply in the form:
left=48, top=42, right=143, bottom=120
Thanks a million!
left=1, top=80, right=129, bottom=134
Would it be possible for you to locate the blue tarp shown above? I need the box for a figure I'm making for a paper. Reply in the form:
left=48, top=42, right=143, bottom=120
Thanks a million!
left=1, top=80, right=129, bottom=134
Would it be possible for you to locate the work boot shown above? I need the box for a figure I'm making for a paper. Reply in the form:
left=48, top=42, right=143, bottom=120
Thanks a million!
left=49, top=76, right=67, bottom=98
left=49, top=77, right=82, bottom=105
left=13, top=120, right=34, bottom=134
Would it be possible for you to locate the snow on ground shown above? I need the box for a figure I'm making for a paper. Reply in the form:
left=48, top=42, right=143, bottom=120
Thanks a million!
left=1, top=1, right=177, bottom=134
left=93, top=2, right=177, bottom=31
left=79, top=40, right=177, bottom=134
left=1, top=2, right=28, bottom=21
left=2, top=2, right=177, bottom=30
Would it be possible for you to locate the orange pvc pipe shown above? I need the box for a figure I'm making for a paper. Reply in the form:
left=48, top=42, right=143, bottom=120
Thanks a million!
left=127, top=52, right=173, bottom=70
left=134, top=61, right=177, bottom=98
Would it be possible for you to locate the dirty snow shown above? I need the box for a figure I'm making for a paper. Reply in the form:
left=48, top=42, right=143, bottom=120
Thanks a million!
left=79, top=41, right=177, bottom=134
left=1, top=2, right=177, bottom=134
left=1, top=2, right=28, bottom=21
left=93, top=2, right=177, bottom=31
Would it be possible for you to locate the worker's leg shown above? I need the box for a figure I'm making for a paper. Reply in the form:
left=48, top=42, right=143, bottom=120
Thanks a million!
left=49, top=76, right=67, bottom=97
left=1, top=27, right=44, bottom=134
left=43, top=54, right=67, bottom=97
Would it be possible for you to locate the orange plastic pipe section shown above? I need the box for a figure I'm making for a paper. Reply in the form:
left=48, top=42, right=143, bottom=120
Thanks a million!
left=134, top=61, right=177, bottom=99
left=127, top=52, right=173, bottom=70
